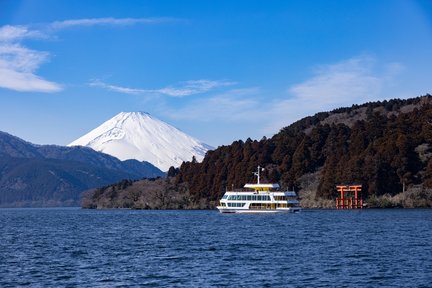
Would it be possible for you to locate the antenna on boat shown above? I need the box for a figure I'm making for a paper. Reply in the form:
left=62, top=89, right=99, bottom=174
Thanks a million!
left=253, top=165, right=265, bottom=184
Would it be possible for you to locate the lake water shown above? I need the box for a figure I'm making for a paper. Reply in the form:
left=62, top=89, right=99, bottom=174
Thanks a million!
left=0, top=208, right=431, bottom=287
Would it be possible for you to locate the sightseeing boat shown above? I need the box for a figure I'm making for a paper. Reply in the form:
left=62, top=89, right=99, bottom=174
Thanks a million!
left=216, top=166, right=301, bottom=213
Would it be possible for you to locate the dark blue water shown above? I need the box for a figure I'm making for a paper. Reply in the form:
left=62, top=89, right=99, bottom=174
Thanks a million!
left=1, top=209, right=431, bottom=287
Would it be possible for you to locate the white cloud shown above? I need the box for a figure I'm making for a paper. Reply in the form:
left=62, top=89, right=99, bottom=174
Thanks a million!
left=89, top=79, right=236, bottom=97
left=0, top=17, right=172, bottom=93
left=157, top=80, right=236, bottom=97
left=50, top=17, right=174, bottom=30
left=0, top=25, right=46, bottom=42
left=163, top=88, right=260, bottom=121
left=0, top=43, right=62, bottom=92
left=89, top=80, right=144, bottom=95
left=0, top=24, right=59, bottom=93
left=262, top=55, right=405, bottom=133
left=0, top=44, right=48, bottom=72
left=288, top=56, right=383, bottom=107
left=0, top=26, right=59, bottom=93
left=0, top=66, right=62, bottom=92
left=159, top=55, right=406, bottom=141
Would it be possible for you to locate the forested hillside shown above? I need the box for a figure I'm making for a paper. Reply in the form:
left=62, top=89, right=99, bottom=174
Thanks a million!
left=176, top=95, right=432, bottom=206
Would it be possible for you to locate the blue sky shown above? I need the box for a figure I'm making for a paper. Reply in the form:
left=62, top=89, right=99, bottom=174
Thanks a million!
left=0, top=0, right=431, bottom=147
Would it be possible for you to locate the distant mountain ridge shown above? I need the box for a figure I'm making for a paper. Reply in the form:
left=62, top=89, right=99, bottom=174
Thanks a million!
left=68, top=112, right=213, bottom=171
left=0, top=131, right=164, bottom=207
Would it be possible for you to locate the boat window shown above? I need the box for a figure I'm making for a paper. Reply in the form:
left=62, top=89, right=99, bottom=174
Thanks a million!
left=227, top=202, right=245, bottom=207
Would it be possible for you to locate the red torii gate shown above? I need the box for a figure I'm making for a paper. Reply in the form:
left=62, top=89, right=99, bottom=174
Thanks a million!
left=335, top=185, right=363, bottom=209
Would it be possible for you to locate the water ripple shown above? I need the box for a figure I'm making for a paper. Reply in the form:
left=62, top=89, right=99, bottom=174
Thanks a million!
left=0, top=208, right=431, bottom=287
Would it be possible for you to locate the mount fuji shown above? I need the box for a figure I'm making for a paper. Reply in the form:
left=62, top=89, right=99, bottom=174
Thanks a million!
left=68, top=112, right=213, bottom=171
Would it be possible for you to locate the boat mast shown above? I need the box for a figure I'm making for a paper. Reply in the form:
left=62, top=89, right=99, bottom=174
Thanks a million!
left=253, top=165, right=265, bottom=184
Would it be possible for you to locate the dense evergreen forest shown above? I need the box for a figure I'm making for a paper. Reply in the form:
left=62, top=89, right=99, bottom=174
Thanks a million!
left=83, top=95, right=432, bottom=208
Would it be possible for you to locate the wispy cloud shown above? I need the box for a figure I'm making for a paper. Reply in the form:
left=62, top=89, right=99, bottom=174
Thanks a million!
left=0, top=25, right=61, bottom=92
left=0, top=25, right=46, bottom=42
left=288, top=55, right=383, bottom=107
left=89, top=79, right=236, bottom=97
left=88, top=80, right=145, bottom=95
left=262, top=55, right=405, bottom=133
left=50, top=17, right=175, bottom=30
left=0, top=17, right=173, bottom=93
left=157, top=80, right=237, bottom=97
left=163, top=88, right=261, bottom=121
left=158, top=55, right=406, bottom=141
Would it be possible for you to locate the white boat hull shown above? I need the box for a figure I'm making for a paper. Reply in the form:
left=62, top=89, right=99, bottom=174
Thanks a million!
left=217, top=206, right=301, bottom=214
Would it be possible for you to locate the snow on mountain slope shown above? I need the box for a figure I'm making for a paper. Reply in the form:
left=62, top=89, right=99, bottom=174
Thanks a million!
left=68, top=112, right=213, bottom=171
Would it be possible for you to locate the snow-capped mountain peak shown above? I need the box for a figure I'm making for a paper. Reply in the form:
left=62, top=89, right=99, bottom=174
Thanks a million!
left=68, top=112, right=212, bottom=171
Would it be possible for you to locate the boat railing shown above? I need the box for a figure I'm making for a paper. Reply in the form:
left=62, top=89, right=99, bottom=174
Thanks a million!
left=226, top=188, right=290, bottom=193
left=226, top=188, right=253, bottom=192
left=226, top=188, right=295, bottom=194
left=224, top=188, right=251, bottom=192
